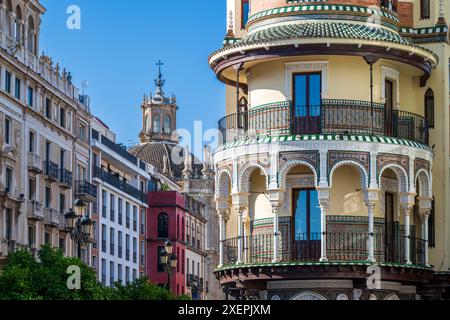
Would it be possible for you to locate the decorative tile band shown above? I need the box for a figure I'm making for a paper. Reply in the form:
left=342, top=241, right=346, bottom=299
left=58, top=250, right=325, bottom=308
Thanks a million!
left=400, top=25, right=449, bottom=44
left=216, top=133, right=431, bottom=152
left=248, top=4, right=399, bottom=24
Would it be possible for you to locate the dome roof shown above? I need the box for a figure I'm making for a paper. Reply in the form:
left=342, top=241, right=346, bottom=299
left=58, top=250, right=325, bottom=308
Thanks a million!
left=129, top=142, right=203, bottom=182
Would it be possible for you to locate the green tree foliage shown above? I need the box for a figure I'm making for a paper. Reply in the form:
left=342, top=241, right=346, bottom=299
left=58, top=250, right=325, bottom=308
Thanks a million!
left=0, top=246, right=188, bottom=301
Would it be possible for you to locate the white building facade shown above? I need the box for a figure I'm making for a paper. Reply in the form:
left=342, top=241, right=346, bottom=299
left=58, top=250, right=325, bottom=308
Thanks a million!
left=91, top=118, right=150, bottom=286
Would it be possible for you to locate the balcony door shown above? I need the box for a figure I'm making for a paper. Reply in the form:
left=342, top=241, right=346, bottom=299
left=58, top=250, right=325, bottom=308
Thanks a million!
left=292, top=73, right=322, bottom=135
left=385, top=79, right=394, bottom=136
left=292, top=189, right=321, bottom=261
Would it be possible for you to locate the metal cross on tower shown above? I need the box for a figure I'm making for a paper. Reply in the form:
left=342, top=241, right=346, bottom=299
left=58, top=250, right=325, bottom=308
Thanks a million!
left=154, top=60, right=166, bottom=90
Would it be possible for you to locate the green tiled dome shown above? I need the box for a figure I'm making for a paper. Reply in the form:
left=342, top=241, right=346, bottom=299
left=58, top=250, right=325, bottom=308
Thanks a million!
left=234, top=22, right=411, bottom=47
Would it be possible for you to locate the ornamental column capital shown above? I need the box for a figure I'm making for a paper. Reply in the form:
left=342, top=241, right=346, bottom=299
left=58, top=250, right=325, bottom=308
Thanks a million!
left=317, top=186, right=331, bottom=209
left=267, top=189, right=284, bottom=209
left=232, top=192, right=249, bottom=211
left=399, top=192, right=416, bottom=211
left=364, top=188, right=380, bottom=206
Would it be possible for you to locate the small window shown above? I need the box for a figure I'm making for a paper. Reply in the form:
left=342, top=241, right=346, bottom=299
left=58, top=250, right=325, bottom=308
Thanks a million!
left=241, top=0, right=250, bottom=29
left=45, top=98, right=51, bottom=118
left=29, top=131, right=35, bottom=153
left=45, top=186, right=51, bottom=208
left=59, top=237, right=66, bottom=255
left=45, top=232, right=51, bottom=245
left=164, top=115, right=171, bottom=134
left=28, top=226, right=35, bottom=248
left=126, top=235, right=130, bottom=261
left=15, top=78, right=21, bottom=100
left=5, top=167, right=13, bottom=193
left=102, top=224, right=107, bottom=253
left=5, top=70, right=11, bottom=93
left=158, top=213, right=169, bottom=238
left=110, top=227, right=115, bottom=256
left=109, top=262, right=114, bottom=286
left=425, top=89, right=434, bottom=129
left=4, top=117, right=11, bottom=145
left=60, top=107, right=66, bottom=128
left=153, top=115, right=161, bottom=133
left=118, top=231, right=123, bottom=258
left=420, top=0, right=430, bottom=19
left=59, top=193, right=65, bottom=214
left=28, top=87, right=34, bottom=106
left=126, top=202, right=131, bottom=229
left=28, top=178, right=36, bottom=200
left=157, top=246, right=165, bottom=272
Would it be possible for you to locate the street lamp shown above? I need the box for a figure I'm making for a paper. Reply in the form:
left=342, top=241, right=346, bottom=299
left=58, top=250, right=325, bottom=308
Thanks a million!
left=64, top=199, right=94, bottom=259
left=160, top=240, right=177, bottom=292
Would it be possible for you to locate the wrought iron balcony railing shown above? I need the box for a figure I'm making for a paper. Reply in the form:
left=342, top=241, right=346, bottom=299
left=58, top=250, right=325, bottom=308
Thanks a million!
left=59, top=169, right=73, bottom=188
left=223, top=231, right=427, bottom=267
left=93, top=166, right=146, bottom=203
left=218, top=101, right=429, bottom=146
left=43, top=161, right=59, bottom=180
left=75, top=181, right=98, bottom=200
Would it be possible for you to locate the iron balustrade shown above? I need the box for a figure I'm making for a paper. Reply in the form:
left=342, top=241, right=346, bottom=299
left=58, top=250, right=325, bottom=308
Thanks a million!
left=59, top=169, right=73, bottom=187
left=100, top=135, right=138, bottom=166
left=93, top=166, right=146, bottom=203
left=222, top=231, right=427, bottom=266
left=218, top=101, right=429, bottom=146
left=43, top=161, right=59, bottom=179
left=75, top=181, right=98, bottom=199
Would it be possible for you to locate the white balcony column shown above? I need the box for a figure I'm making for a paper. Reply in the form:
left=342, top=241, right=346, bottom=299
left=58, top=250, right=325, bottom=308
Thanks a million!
left=419, top=197, right=433, bottom=267
left=217, top=205, right=229, bottom=268
left=237, top=208, right=244, bottom=264
left=365, top=189, right=379, bottom=263
left=404, top=208, right=412, bottom=264
left=272, top=205, right=280, bottom=263
left=400, top=193, right=415, bottom=265
left=317, top=187, right=330, bottom=262
left=420, top=212, right=430, bottom=267
left=243, top=210, right=249, bottom=263
left=232, top=193, right=249, bottom=265
left=268, top=190, right=284, bottom=263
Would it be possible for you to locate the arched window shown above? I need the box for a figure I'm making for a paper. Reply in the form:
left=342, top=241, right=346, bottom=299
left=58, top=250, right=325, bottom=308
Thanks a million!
left=425, top=89, right=434, bottom=128
left=420, top=0, right=430, bottom=19
left=158, top=213, right=169, bottom=238
left=27, top=16, right=35, bottom=54
left=237, top=97, right=248, bottom=129
left=164, top=115, right=171, bottom=134
left=6, top=0, right=13, bottom=37
left=15, top=5, right=22, bottom=43
left=153, top=114, right=161, bottom=133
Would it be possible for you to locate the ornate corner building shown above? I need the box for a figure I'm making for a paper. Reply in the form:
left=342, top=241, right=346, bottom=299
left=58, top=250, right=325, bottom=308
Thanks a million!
left=1, top=0, right=96, bottom=266
left=211, top=0, right=450, bottom=300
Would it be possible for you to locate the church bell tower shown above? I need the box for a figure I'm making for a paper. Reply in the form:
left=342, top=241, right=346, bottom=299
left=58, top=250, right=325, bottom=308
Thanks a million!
left=140, top=61, right=179, bottom=144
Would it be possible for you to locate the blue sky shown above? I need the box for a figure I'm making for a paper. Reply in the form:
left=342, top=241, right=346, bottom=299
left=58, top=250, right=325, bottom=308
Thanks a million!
left=40, top=0, right=226, bottom=154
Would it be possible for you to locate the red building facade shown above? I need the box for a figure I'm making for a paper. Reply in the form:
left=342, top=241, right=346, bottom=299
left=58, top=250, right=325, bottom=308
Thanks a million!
left=146, top=191, right=186, bottom=295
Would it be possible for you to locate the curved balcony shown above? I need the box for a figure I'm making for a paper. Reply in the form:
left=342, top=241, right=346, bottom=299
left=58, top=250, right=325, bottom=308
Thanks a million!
left=222, top=231, right=427, bottom=268
left=218, top=101, right=429, bottom=146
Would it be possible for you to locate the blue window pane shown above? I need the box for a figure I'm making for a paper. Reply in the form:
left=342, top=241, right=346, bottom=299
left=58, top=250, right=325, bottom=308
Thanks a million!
left=242, top=3, right=250, bottom=26
left=294, top=191, right=308, bottom=237
left=309, top=75, right=321, bottom=115
left=309, top=190, right=321, bottom=236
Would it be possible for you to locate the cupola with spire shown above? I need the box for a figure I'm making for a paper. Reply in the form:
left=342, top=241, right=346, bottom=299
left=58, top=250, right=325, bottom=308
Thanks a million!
left=140, top=60, right=179, bottom=144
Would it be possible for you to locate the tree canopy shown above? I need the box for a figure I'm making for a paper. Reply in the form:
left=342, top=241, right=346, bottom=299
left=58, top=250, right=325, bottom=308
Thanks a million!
left=0, top=246, right=188, bottom=300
